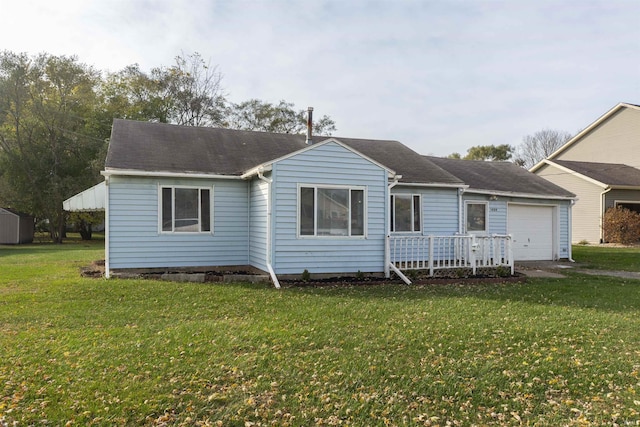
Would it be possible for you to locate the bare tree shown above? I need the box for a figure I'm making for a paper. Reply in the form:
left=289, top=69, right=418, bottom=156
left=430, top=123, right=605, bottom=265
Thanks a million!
left=165, top=52, right=226, bottom=127
left=515, top=129, right=572, bottom=169
left=101, top=52, right=226, bottom=127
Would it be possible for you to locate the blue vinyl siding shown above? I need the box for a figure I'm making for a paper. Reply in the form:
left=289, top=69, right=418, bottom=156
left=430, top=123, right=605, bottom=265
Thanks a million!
left=108, top=176, right=248, bottom=269
left=462, top=194, right=509, bottom=235
left=271, top=142, right=388, bottom=275
left=249, top=178, right=269, bottom=272
left=392, top=187, right=460, bottom=235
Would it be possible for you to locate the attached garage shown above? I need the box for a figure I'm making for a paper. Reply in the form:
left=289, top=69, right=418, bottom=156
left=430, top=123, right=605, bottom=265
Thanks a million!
left=426, top=156, right=575, bottom=262
left=508, top=204, right=555, bottom=261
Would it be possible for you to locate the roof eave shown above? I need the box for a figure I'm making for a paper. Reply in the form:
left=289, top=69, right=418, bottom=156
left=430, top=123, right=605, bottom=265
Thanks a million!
left=464, top=188, right=576, bottom=200
left=606, top=185, right=640, bottom=191
left=101, top=168, right=243, bottom=180
left=240, top=137, right=397, bottom=179
left=534, top=160, right=609, bottom=188
left=394, top=182, right=467, bottom=189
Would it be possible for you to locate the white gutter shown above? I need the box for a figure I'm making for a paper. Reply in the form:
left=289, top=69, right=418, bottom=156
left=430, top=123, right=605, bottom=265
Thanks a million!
left=257, top=169, right=280, bottom=289
left=393, top=182, right=468, bottom=189
left=385, top=175, right=402, bottom=280
left=104, top=176, right=111, bottom=278
left=464, top=188, right=575, bottom=201
left=241, top=165, right=273, bottom=180
left=102, top=169, right=243, bottom=180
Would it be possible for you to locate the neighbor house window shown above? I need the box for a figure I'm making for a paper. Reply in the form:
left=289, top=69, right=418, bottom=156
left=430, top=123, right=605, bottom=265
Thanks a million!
left=466, top=202, right=487, bottom=233
left=160, top=186, right=212, bottom=233
left=391, top=194, right=421, bottom=232
left=615, top=201, right=640, bottom=214
left=299, top=185, right=365, bottom=237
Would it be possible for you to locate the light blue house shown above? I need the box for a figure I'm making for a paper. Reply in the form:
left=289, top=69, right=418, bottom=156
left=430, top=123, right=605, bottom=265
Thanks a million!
left=68, top=119, right=575, bottom=285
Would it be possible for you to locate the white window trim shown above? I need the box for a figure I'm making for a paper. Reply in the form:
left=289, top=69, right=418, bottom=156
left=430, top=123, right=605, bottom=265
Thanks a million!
left=465, top=201, right=488, bottom=234
left=158, top=184, right=214, bottom=235
left=390, top=193, right=422, bottom=234
left=614, top=200, right=640, bottom=209
left=297, top=183, right=367, bottom=239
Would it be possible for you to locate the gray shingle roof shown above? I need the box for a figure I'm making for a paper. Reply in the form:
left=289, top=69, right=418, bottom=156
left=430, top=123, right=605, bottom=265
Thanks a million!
left=106, top=119, right=307, bottom=175
left=553, top=160, right=640, bottom=186
left=105, top=119, right=463, bottom=185
left=427, top=156, right=575, bottom=198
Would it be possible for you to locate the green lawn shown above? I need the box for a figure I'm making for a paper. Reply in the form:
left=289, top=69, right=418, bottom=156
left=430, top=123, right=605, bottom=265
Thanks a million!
left=1, top=240, right=639, bottom=426
left=572, top=244, right=640, bottom=272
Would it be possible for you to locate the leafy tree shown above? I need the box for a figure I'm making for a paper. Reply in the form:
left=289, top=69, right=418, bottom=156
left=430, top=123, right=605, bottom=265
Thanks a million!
left=0, top=50, right=338, bottom=244
left=100, top=52, right=336, bottom=135
left=448, top=144, right=514, bottom=161
left=514, top=129, right=572, bottom=169
left=68, top=211, right=105, bottom=240
left=226, top=99, right=336, bottom=135
left=0, top=52, right=104, bottom=242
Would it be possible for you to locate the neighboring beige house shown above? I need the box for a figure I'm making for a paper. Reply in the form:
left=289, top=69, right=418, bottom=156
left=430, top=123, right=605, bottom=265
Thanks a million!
left=531, top=102, right=640, bottom=243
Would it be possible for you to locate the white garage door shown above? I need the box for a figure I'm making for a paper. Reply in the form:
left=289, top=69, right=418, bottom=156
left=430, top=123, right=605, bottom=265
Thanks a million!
left=508, top=204, right=554, bottom=261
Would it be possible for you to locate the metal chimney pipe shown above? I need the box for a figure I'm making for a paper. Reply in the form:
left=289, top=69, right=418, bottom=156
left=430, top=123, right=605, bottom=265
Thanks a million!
left=306, top=107, right=313, bottom=145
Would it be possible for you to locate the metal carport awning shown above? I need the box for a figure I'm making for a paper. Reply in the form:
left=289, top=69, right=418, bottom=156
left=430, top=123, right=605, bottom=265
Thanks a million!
left=63, top=181, right=106, bottom=212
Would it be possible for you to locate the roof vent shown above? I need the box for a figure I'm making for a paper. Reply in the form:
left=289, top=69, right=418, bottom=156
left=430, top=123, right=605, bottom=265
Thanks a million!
left=306, top=107, right=313, bottom=145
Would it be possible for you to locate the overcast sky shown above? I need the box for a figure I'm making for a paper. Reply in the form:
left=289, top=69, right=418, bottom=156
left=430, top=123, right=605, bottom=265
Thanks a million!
left=2, top=0, right=638, bottom=156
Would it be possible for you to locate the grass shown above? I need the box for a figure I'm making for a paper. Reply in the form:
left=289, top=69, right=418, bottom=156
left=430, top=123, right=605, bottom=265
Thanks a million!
left=1, top=239, right=640, bottom=425
left=572, top=244, right=640, bottom=272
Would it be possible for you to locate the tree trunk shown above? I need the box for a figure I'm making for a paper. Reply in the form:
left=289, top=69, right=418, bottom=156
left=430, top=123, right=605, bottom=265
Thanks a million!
left=78, top=219, right=93, bottom=240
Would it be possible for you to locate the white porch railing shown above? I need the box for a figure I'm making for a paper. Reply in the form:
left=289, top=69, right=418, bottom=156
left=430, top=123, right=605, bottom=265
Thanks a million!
left=386, top=234, right=514, bottom=282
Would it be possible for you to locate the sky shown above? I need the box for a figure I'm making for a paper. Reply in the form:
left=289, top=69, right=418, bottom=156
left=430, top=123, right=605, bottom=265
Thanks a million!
left=1, top=0, right=638, bottom=156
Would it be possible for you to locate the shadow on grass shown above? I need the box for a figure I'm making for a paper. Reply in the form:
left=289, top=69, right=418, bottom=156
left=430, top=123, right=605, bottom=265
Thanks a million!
left=0, top=236, right=104, bottom=258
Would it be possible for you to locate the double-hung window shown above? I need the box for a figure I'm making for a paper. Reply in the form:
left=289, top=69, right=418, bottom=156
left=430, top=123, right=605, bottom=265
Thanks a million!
left=299, top=185, right=365, bottom=237
left=391, top=194, right=421, bottom=232
left=465, top=202, right=487, bottom=233
left=160, top=186, right=212, bottom=233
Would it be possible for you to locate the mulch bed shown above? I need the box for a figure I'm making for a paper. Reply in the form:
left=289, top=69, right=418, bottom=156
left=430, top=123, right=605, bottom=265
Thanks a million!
left=81, top=260, right=526, bottom=287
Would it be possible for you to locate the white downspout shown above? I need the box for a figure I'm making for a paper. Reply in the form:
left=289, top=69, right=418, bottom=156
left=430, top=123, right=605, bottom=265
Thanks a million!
left=104, top=176, right=111, bottom=278
left=600, top=187, right=612, bottom=243
left=257, top=170, right=280, bottom=289
left=568, top=199, right=575, bottom=262
left=385, top=175, right=401, bottom=279
left=458, top=187, right=466, bottom=234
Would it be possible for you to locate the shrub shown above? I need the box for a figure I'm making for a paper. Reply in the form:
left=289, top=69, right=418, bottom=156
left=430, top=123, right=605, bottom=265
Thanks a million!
left=495, top=266, right=512, bottom=277
left=602, top=207, right=640, bottom=244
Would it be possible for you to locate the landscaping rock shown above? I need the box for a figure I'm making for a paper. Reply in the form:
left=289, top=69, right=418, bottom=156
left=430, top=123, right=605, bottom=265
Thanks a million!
left=160, top=273, right=206, bottom=283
